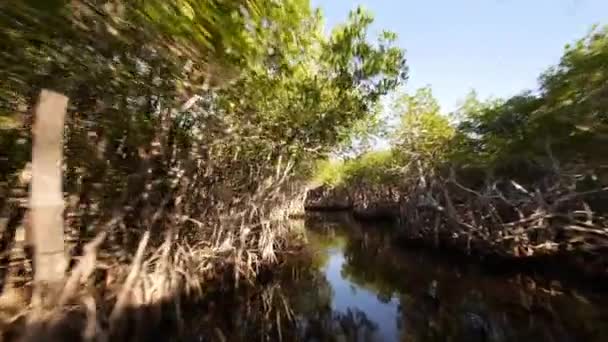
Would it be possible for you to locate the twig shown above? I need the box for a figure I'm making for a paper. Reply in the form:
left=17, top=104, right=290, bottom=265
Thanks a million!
left=58, top=232, right=107, bottom=306
left=109, top=231, right=150, bottom=326
left=560, top=225, right=608, bottom=238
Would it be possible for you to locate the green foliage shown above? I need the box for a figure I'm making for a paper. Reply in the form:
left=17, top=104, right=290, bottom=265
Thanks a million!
left=342, top=150, right=401, bottom=185
left=198, top=4, right=409, bottom=189
left=391, top=87, right=455, bottom=167
left=418, top=26, right=608, bottom=180
left=454, top=91, right=544, bottom=169
left=319, top=24, right=608, bottom=189
left=312, top=159, right=345, bottom=186
left=451, top=25, right=608, bottom=175
left=312, top=149, right=401, bottom=187
left=0, top=1, right=409, bottom=236
left=535, top=25, right=608, bottom=165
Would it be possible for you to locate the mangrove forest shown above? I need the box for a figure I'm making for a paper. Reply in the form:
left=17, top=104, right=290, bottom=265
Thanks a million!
left=0, top=1, right=607, bottom=341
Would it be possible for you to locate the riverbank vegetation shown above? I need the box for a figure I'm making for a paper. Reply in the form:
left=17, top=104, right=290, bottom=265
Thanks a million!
left=309, top=25, right=608, bottom=275
left=0, top=1, right=407, bottom=340
left=2, top=1, right=608, bottom=340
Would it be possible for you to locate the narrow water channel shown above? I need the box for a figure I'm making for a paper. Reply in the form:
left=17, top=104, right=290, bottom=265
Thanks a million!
left=187, top=212, right=608, bottom=341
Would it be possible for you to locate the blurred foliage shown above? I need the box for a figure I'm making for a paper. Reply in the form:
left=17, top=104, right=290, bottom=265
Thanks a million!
left=313, top=159, right=346, bottom=186
left=313, top=150, right=401, bottom=187
left=454, top=25, right=608, bottom=177
left=391, top=87, right=455, bottom=169
left=0, top=0, right=407, bottom=211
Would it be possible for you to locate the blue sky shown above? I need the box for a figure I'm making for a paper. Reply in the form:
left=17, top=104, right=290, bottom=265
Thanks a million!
left=311, top=0, right=608, bottom=112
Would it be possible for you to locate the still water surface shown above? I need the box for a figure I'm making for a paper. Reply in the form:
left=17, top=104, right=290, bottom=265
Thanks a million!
left=189, top=212, right=608, bottom=341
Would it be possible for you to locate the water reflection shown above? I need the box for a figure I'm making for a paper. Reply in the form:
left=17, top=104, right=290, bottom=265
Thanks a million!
left=325, top=248, right=398, bottom=341
left=289, top=212, right=608, bottom=342
left=185, top=212, right=608, bottom=341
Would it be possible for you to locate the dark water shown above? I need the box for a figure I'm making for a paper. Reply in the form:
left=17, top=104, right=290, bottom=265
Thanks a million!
left=188, top=212, right=608, bottom=341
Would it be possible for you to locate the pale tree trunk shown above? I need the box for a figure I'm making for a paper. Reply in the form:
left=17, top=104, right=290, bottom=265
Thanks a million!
left=28, top=89, right=68, bottom=295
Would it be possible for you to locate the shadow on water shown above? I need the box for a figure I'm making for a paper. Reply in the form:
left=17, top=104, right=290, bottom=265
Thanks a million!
left=12, top=212, right=607, bottom=341
left=175, top=212, right=608, bottom=341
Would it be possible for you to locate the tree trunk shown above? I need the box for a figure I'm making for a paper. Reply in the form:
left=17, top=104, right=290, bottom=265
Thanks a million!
left=28, top=89, right=68, bottom=293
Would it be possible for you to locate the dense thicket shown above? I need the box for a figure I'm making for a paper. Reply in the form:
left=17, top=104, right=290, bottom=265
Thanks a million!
left=0, top=0, right=406, bottom=254
left=0, top=1, right=407, bottom=338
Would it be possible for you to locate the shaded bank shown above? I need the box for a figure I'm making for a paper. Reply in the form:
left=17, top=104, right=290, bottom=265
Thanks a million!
left=6, top=212, right=608, bottom=341
left=180, top=213, right=608, bottom=341
left=304, top=177, right=608, bottom=283
left=305, top=184, right=400, bottom=219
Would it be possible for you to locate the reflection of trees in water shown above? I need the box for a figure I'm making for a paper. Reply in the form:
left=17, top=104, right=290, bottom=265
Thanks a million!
left=176, top=255, right=336, bottom=341
left=280, top=252, right=381, bottom=341
left=188, top=214, right=608, bottom=341
left=298, top=308, right=380, bottom=342
left=341, top=231, right=402, bottom=300
left=252, top=255, right=382, bottom=341
left=308, top=213, right=608, bottom=342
